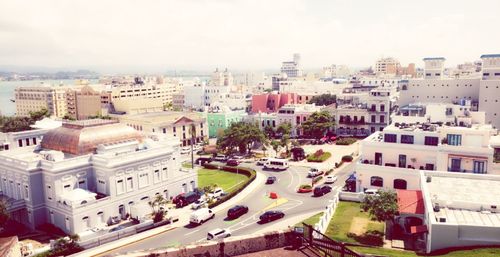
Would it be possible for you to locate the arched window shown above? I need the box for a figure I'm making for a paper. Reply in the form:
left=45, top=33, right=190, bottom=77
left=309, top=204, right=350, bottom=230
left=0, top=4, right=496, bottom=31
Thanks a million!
left=393, top=179, right=407, bottom=190
left=370, top=176, right=383, bottom=187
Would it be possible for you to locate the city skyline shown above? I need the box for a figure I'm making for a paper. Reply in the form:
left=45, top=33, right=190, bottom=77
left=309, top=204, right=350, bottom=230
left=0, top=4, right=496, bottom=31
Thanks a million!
left=0, top=0, right=499, bottom=73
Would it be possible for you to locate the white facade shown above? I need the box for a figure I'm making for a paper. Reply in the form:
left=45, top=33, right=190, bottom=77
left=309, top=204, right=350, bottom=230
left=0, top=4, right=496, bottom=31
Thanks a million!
left=280, top=53, right=303, bottom=78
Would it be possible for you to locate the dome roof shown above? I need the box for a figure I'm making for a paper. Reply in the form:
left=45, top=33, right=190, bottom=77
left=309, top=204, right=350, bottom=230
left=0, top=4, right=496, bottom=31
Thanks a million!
left=41, top=119, right=142, bottom=155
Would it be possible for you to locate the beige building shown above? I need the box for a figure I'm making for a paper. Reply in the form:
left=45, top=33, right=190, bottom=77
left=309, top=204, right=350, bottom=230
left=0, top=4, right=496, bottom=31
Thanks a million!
left=15, top=84, right=71, bottom=118
left=112, top=111, right=208, bottom=146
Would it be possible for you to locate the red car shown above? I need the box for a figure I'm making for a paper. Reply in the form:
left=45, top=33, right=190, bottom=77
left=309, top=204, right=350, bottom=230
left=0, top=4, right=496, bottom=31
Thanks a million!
left=227, top=159, right=240, bottom=166
left=172, top=193, right=185, bottom=205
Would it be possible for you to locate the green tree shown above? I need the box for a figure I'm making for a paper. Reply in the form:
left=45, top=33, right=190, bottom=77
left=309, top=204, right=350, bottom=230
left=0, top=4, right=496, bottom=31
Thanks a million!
left=217, top=121, right=266, bottom=154
left=276, top=122, right=292, bottom=154
left=263, top=125, right=275, bottom=139
left=270, top=140, right=281, bottom=157
left=361, top=190, right=399, bottom=222
left=0, top=200, right=9, bottom=228
left=28, top=108, right=50, bottom=120
left=301, top=111, right=335, bottom=139
left=149, top=194, right=168, bottom=214
left=308, top=94, right=337, bottom=106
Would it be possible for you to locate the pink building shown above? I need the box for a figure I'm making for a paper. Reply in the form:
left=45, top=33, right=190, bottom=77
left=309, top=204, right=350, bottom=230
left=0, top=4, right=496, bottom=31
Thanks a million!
left=251, top=93, right=298, bottom=113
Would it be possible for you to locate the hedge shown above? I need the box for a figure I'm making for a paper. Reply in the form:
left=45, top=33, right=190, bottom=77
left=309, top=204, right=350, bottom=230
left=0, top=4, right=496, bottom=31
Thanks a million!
left=336, top=137, right=357, bottom=145
left=341, top=155, right=353, bottom=162
left=312, top=175, right=323, bottom=184
left=202, top=163, right=256, bottom=209
left=306, top=150, right=332, bottom=162
left=325, top=169, right=334, bottom=175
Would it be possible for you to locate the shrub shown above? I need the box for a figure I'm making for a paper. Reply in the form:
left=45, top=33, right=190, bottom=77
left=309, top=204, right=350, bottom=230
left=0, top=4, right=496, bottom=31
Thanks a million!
left=307, top=150, right=332, bottom=162
left=336, top=137, right=357, bottom=145
left=325, top=169, right=334, bottom=175
left=342, top=155, right=353, bottom=162
left=335, top=161, right=344, bottom=168
left=312, top=176, right=323, bottom=184
left=153, top=211, right=165, bottom=223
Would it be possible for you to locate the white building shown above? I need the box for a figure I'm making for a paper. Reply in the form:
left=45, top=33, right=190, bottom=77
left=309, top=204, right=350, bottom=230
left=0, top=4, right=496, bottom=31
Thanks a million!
left=0, top=118, right=62, bottom=152
left=375, top=57, right=401, bottom=76
left=322, top=64, right=350, bottom=78
left=0, top=119, right=196, bottom=235
left=280, top=53, right=303, bottom=78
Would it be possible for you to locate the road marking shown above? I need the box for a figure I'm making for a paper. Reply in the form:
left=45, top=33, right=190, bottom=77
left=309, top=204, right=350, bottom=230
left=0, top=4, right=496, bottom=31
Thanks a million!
left=287, top=169, right=294, bottom=188
left=185, top=229, right=200, bottom=236
left=262, top=198, right=288, bottom=211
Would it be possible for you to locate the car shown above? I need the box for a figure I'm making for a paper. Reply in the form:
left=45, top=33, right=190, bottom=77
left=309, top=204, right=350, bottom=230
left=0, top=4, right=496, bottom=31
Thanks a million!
left=230, top=155, right=244, bottom=160
left=364, top=189, right=379, bottom=195
left=109, top=225, right=126, bottom=233
left=256, top=157, right=269, bottom=166
left=190, top=208, right=215, bottom=225
left=266, top=176, right=277, bottom=184
left=195, top=157, right=212, bottom=165
left=325, top=175, right=338, bottom=184
left=227, top=205, right=249, bottom=219
left=213, top=154, right=228, bottom=162
left=259, top=210, right=285, bottom=223
left=191, top=198, right=208, bottom=209
left=207, top=228, right=231, bottom=240
left=208, top=187, right=224, bottom=200
left=175, top=191, right=203, bottom=208
left=226, top=159, right=239, bottom=166
left=172, top=193, right=185, bottom=205
left=313, top=185, right=332, bottom=196
left=308, top=168, right=324, bottom=177
left=180, top=146, right=192, bottom=154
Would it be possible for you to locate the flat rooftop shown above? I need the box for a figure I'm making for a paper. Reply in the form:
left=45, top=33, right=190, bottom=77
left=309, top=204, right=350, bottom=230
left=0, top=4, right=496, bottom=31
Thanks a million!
left=116, top=111, right=204, bottom=124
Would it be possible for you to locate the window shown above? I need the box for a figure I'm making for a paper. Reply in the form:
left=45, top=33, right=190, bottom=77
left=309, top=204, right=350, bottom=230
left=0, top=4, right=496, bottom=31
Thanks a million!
left=380, top=104, right=385, bottom=112
left=425, top=164, right=435, bottom=170
left=447, top=134, right=462, bottom=146
left=384, top=134, right=397, bottom=143
left=25, top=138, right=30, bottom=146
left=78, top=179, right=87, bottom=190
left=393, top=179, right=407, bottom=190
left=18, top=139, right=23, bottom=147
left=32, top=138, right=37, bottom=145
left=371, top=115, right=376, bottom=123
left=483, top=72, right=490, bottom=76
left=450, top=158, right=461, bottom=172
left=173, top=127, right=176, bottom=133
left=401, top=135, right=414, bottom=144
left=126, top=177, right=133, bottom=191
left=380, top=115, right=385, bottom=123
left=424, top=136, right=439, bottom=146
left=473, top=161, right=486, bottom=174
left=399, top=154, right=407, bottom=168
left=370, top=176, right=383, bottom=187
left=116, top=179, right=125, bottom=194
left=154, top=170, right=160, bottom=183
left=139, top=173, right=149, bottom=188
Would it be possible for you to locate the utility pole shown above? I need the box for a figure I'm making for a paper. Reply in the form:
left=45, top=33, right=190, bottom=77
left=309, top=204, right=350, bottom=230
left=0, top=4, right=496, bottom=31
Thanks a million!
left=190, top=124, right=195, bottom=168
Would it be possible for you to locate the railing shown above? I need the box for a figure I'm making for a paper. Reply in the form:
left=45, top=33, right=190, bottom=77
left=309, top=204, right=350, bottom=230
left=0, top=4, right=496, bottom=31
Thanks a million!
left=302, top=223, right=362, bottom=257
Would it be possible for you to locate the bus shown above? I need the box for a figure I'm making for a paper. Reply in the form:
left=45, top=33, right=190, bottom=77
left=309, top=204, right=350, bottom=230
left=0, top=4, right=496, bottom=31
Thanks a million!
left=264, top=158, right=289, bottom=171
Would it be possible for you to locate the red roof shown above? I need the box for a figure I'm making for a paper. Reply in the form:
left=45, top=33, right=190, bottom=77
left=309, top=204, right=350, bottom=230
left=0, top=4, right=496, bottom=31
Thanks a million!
left=410, top=225, right=428, bottom=234
left=396, top=190, right=425, bottom=215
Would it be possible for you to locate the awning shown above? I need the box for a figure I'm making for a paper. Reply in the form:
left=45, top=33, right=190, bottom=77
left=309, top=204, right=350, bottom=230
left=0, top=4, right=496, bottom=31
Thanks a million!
left=410, top=225, right=428, bottom=234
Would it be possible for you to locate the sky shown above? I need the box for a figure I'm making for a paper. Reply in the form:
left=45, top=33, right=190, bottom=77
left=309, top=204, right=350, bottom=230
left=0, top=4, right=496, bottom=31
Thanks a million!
left=0, top=0, right=499, bottom=73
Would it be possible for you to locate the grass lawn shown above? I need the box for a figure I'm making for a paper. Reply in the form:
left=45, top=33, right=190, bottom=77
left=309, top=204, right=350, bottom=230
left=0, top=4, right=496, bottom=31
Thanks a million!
left=197, top=168, right=248, bottom=193
left=351, top=246, right=500, bottom=257
left=182, top=162, right=193, bottom=168
left=325, top=201, right=385, bottom=246
left=307, top=151, right=332, bottom=162
left=295, top=212, right=323, bottom=228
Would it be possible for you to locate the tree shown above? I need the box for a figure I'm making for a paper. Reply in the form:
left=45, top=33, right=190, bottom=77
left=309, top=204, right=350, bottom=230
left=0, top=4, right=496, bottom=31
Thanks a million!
left=308, top=94, right=337, bottom=106
left=361, top=190, right=399, bottom=222
left=276, top=122, right=292, bottom=154
left=270, top=140, right=281, bottom=157
left=0, top=200, right=9, bottom=228
left=263, top=125, right=275, bottom=139
left=217, top=121, right=267, bottom=154
left=28, top=108, right=50, bottom=121
left=149, top=194, right=168, bottom=214
left=301, top=111, right=335, bottom=139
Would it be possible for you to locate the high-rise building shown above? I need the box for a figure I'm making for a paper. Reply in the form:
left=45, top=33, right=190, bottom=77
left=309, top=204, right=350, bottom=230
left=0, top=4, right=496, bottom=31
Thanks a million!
left=280, top=53, right=303, bottom=78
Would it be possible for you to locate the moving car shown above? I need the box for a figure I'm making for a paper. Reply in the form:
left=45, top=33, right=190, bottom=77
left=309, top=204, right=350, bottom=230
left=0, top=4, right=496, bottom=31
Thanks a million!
left=256, top=157, right=269, bottom=166
left=264, top=158, right=289, bottom=171
left=313, top=185, right=332, bottom=197
left=308, top=168, right=324, bottom=177
left=226, top=159, right=239, bottom=166
left=207, top=228, right=231, bottom=240
left=325, top=175, right=338, bottom=184
left=191, top=198, right=208, bottom=209
left=190, top=208, right=215, bottom=225
left=195, top=157, right=212, bottom=165
left=259, top=210, right=285, bottom=223
left=175, top=191, right=202, bottom=208
left=230, top=155, right=244, bottom=160
left=208, top=187, right=224, bottom=200
left=213, top=154, right=228, bottom=162
left=227, top=205, right=249, bottom=219
left=266, top=176, right=277, bottom=184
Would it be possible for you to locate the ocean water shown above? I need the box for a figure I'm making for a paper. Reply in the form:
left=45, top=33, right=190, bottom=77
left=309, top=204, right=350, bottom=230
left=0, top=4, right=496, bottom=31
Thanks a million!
left=0, top=79, right=83, bottom=116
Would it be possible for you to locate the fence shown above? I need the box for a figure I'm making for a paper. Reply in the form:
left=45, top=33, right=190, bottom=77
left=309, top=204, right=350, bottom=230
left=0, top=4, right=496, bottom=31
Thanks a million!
left=313, top=186, right=340, bottom=234
left=302, top=223, right=362, bottom=257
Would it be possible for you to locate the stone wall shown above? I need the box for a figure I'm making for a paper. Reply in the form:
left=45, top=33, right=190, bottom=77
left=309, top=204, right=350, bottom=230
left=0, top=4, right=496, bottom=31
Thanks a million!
left=119, top=230, right=292, bottom=257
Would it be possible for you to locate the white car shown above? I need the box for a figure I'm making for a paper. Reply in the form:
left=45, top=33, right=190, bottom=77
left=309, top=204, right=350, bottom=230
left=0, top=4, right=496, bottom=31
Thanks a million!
left=308, top=168, right=324, bottom=177
left=325, top=175, right=338, bottom=184
left=191, top=198, right=208, bottom=209
left=364, top=189, right=379, bottom=195
left=190, top=208, right=215, bottom=225
left=256, top=158, right=269, bottom=166
left=207, top=228, right=231, bottom=240
left=180, top=147, right=191, bottom=154
left=208, top=187, right=224, bottom=199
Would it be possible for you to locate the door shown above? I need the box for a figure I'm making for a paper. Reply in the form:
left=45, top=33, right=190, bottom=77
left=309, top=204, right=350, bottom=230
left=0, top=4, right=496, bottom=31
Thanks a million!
left=119, top=205, right=126, bottom=219
left=450, top=158, right=461, bottom=172
left=473, top=161, right=486, bottom=174
left=398, top=155, right=406, bottom=168
left=375, top=153, right=383, bottom=165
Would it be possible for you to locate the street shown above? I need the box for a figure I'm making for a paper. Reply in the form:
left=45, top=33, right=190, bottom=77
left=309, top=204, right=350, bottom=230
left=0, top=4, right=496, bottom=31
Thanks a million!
left=101, top=159, right=355, bottom=256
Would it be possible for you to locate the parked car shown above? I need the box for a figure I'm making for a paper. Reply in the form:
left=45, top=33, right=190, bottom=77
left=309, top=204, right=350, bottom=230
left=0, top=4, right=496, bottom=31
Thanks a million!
left=259, top=210, right=285, bottom=223
left=207, top=228, right=231, bottom=240
left=107, top=216, right=120, bottom=226
left=109, top=225, right=126, bottom=233
left=172, top=193, right=185, bottom=205
left=308, top=168, right=324, bottom=177
left=364, top=189, right=379, bottom=195
left=208, top=187, right=225, bottom=200
left=256, top=157, right=269, bottom=166
left=226, top=159, right=239, bottom=166
left=230, top=154, right=245, bottom=160
left=325, top=175, right=338, bottom=184
left=180, top=146, right=191, bottom=155
left=227, top=205, right=249, bottom=219
left=213, top=154, right=228, bottom=162
left=176, top=191, right=202, bottom=208
left=190, top=208, right=215, bottom=225
left=191, top=198, right=208, bottom=210
left=266, top=176, right=277, bottom=184
left=313, top=185, right=332, bottom=197
left=195, top=157, right=212, bottom=165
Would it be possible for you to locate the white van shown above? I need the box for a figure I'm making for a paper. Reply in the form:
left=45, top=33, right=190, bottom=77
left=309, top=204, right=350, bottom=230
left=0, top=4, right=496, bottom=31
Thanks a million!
left=264, top=158, right=289, bottom=171
left=207, top=228, right=231, bottom=240
left=189, top=208, right=215, bottom=225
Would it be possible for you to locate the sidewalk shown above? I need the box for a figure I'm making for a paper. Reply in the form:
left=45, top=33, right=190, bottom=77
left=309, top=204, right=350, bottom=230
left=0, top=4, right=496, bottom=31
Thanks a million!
left=72, top=170, right=265, bottom=257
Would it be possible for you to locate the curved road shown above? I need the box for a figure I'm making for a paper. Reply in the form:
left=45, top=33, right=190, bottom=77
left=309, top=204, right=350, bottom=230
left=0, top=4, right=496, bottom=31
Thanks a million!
left=103, top=161, right=353, bottom=256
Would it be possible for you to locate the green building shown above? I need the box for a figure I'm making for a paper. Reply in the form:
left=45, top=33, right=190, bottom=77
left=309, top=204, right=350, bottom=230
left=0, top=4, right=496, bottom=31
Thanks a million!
left=207, top=109, right=247, bottom=138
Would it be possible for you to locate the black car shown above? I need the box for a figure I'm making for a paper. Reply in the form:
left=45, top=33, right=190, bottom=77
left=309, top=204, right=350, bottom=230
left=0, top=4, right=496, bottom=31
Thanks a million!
left=259, top=210, right=285, bottom=223
left=313, top=185, right=332, bottom=197
left=175, top=191, right=202, bottom=208
left=195, top=157, right=212, bottom=165
left=266, top=176, right=277, bottom=184
left=227, top=205, right=249, bottom=219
